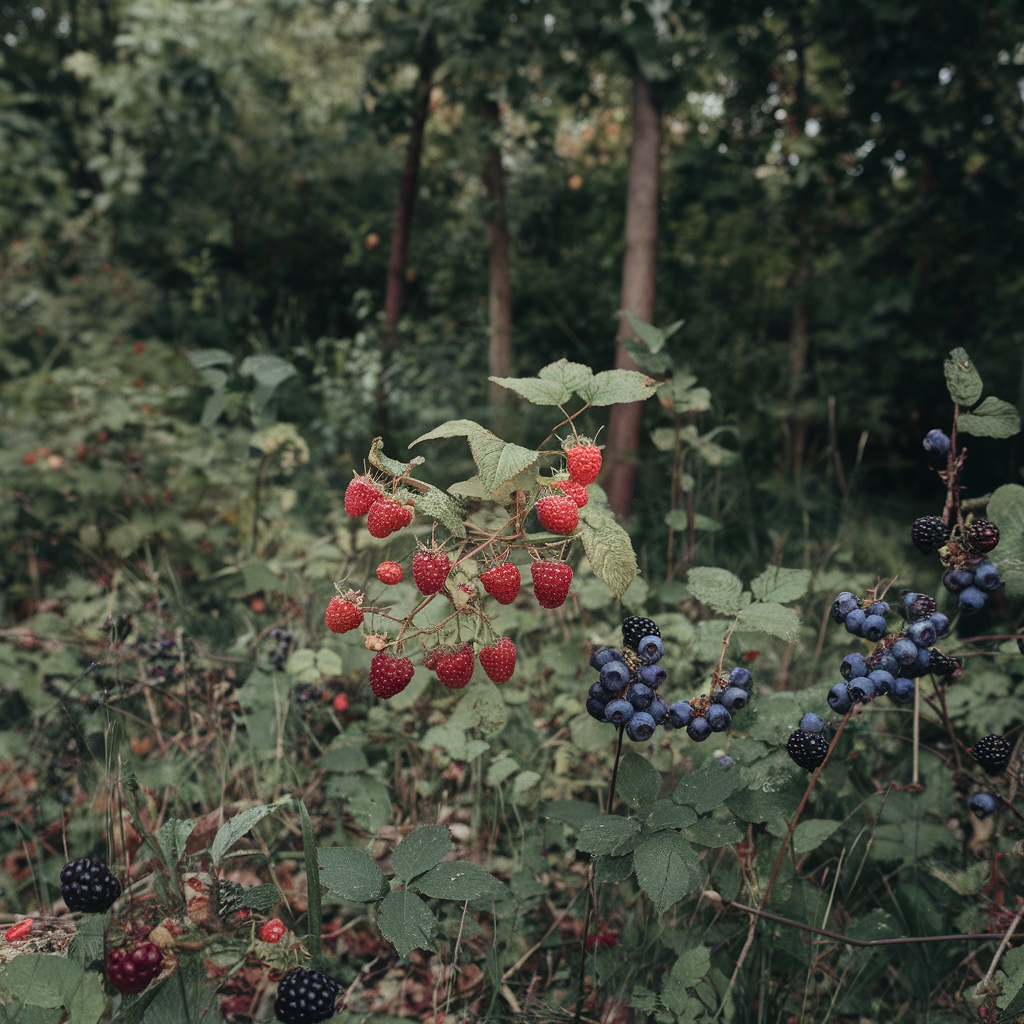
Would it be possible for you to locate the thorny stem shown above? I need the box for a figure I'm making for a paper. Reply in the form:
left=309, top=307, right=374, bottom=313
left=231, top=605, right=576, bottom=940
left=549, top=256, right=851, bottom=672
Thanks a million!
left=912, top=679, right=921, bottom=786
left=976, top=902, right=1024, bottom=996
left=537, top=402, right=593, bottom=453
left=929, top=674, right=964, bottom=771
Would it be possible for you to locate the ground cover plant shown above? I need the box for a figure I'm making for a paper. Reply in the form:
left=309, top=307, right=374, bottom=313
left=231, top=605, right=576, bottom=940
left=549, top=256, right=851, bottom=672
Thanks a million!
left=1, top=343, right=1024, bottom=1024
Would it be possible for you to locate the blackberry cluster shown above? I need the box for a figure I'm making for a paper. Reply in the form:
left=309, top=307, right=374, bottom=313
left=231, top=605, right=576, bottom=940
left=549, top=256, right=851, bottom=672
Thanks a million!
left=60, top=857, right=121, bottom=913
left=831, top=592, right=890, bottom=642
left=586, top=619, right=752, bottom=743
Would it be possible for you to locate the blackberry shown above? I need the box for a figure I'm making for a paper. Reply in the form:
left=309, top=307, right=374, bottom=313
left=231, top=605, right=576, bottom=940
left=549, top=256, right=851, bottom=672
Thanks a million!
left=60, top=857, right=121, bottom=913
left=787, top=730, right=829, bottom=772
left=911, top=516, right=949, bottom=555
left=965, top=519, right=1000, bottom=554
left=622, top=616, right=660, bottom=652
left=929, top=652, right=962, bottom=677
left=971, top=734, right=1012, bottom=776
left=275, top=967, right=340, bottom=1024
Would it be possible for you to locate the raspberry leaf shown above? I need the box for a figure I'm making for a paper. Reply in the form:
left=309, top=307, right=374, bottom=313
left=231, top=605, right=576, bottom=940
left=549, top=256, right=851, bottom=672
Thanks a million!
left=410, top=484, right=466, bottom=538
left=579, top=505, right=638, bottom=597
left=375, top=889, right=437, bottom=958
left=537, top=358, right=594, bottom=393
left=319, top=847, right=388, bottom=903
left=574, top=814, right=642, bottom=856
left=736, top=601, right=802, bottom=643
left=576, top=368, right=660, bottom=407
left=958, top=396, right=1021, bottom=439
left=686, top=567, right=746, bottom=615
left=367, top=435, right=426, bottom=478
left=988, top=484, right=1024, bottom=600
left=792, top=819, right=842, bottom=854
left=414, top=861, right=508, bottom=901
left=616, top=751, right=661, bottom=813
left=487, top=375, right=572, bottom=405
left=631, top=831, right=701, bottom=914
left=390, top=824, right=452, bottom=883
left=944, top=346, right=984, bottom=407
left=750, top=565, right=811, bottom=604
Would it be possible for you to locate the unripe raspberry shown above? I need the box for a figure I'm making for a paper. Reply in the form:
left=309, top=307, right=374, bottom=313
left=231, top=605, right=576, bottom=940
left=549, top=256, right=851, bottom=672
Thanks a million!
left=261, top=918, right=286, bottom=943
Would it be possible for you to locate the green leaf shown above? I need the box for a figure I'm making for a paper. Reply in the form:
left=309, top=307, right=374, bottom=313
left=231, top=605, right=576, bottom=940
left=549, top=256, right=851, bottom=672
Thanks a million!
left=622, top=338, right=673, bottom=375
left=944, top=347, right=984, bottom=407
left=315, top=648, right=343, bottom=677
left=669, top=945, right=711, bottom=988
left=750, top=566, right=811, bottom=604
left=686, top=567, right=745, bottom=615
left=989, top=484, right=1024, bottom=600
left=736, top=602, right=801, bottom=643
left=647, top=800, right=697, bottom=832
left=577, top=368, right=660, bottom=407
left=595, top=853, right=636, bottom=884
left=623, top=311, right=671, bottom=354
left=187, top=348, right=234, bottom=370
left=538, top=359, right=594, bottom=393
left=231, top=884, right=281, bottom=912
left=791, top=819, right=841, bottom=853
left=542, top=799, right=603, bottom=832
left=210, top=804, right=277, bottom=866
left=368, top=435, right=426, bottom=478
left=488, top=376, right=571, bottom=405
left=239, top=354, right=297, bottom=388
left=511, top=770, right=541, bottom=802
left=616, top=751, right=661, bottom=812
left=632, top=831, right=701, bottom=913
left=580, top=505, right=638, bottom=597
left=319, top=846, right=388, bottom=903
left=575, top=814, right=643, bottom=856
left=390, top=824, right=452, bottom=883
left=318, top=742, right=368, bottom=774
left=958, top=396, right=1021, bottom=438
left=674, top=759, right=742, bottom=814
left=151, top=818, right=194, bottom=866
left=682, top=818, right=744, bottom=848
left=414, top=861, right=507, bottom=901
left=411, top=484, right=467, bottom=539
left=996, top=945, right=1024, bottom=1018
left=298, top=800, right=323, bottom=965
left=485, top=754, right=520, bottom=787
left=375, top=889, right=437, bottom=958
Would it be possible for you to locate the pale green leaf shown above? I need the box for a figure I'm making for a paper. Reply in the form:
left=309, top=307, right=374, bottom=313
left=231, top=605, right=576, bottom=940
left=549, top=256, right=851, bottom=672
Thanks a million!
left=511, top=770, right=541, bottom=801
left=538, top=359, right=594, bottom=393
left=944, top=347, right=984, bottom=407
left=577, top=368, right=660, bottom=407
left=485, top=754, right=520, bottom=787
left=750, top=566, right=811, bottom=604
left=409, top=419, right=488, bottom=446
left=632, top=831, right=701, bottom=913
left=319, top=846, right=388, bottom=903
left=650, top=427, right=676, bottom=452
left=411, top=484, right=467, bottom=538
left=488, top=376, right=571, bottom=405
left=211, top=804, right=278, bottom=866
left=239, top=354, right=297, bottom=388
left=391, top=824, right=452, bottom=882
left=958, top=396, right=1021, bottom=438
left=316, top=648, right=343, bottom=677
left=623, top=311, right=668, bottom=353
left=368, top=436, right=425, bottom=477
left=375, top=889, right=436, bottom=958
left=686, top=567, right=745, bottom=615
left=414, top=861, right=507, bottom=901
left=187, top=348, right=234, bottom=370
left=580, top=506, right=638, bottom=597
left=737, top=602, right=801, bottom=643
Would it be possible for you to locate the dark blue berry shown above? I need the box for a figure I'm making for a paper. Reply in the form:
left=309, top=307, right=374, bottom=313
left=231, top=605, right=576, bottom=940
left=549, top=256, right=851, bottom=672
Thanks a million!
left=588, top=681, right=608, bottom=705
left=889, top=676, right=915, bottom=703
left=908, top=647, right=932, bottom=676
left=907, top=620, right=937, bottom=648
left=626, top=711, right=657, bottom=742
left=845, top=609, right=867, bottom=636
left=586, top=697, right=608, bottom=721
left=718, top=687, right=749, bottom=711
left=60, top=858, right=122, bottom=914
left=974, top=562, right=1002, bottom=592
left=868, top=670, right=894, bottom=696
left=876, top=651, right=899, bottom=675
left=830, top=592, right=859, bottom=623
left=718, top=756, right=735, bottom=768
left=599, top=661, right=631, bottom=694
left=589, top=646, right=625, bottom=671
left=968, top=792, right=998, bottom=819
left=729, top=667, right=752, bottom=690
left=929, top=612, right=950, bottom=638
left=959, top=586, right=987, bottom=613
left=841, top=653, right=868, bottom=681
left=800, top=712, right=826, bottom=733
left=667, top=701, right=693, bottom=729
left=706, top=704, right=732, bottom=731
left=943, top=568, right=973, bottom=594
left=275, top=968, right=340, bottom=1024
left=604, top=699, right=634, bottom=725
left=847, top=676, right=876, bottom=703
left=638, top=663, right=667, bottom=689
left=862, top=614, right=887, bottom=642
left=648, top=697, right=668, bottom=724
left=637, top=635, right=664, bottom=662
left=686, top=717, right=711, bottom=741
left=923, top=429, right=951, bottom=456
left=891, top=639, right=918, bottom=665
left=627, top=683, right=653, bottom=710
left=827, top=682, right=852, bottom=713
left=867, top=601, right=890, bottom=617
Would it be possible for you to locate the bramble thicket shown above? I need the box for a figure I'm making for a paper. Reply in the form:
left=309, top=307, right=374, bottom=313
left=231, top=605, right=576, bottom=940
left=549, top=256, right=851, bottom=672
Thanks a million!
left=3, top=1, right=1024, bottom=1022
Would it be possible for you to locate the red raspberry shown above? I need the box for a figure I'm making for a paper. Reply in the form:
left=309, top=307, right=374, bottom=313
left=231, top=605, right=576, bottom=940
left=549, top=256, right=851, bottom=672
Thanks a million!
left=565, top=443, right=602, bottom=485
left=376, top=561, right=404, bottom=585
left=435, top=644, right=475, bottom=689
left=261, top=918, right=286, bottom=943
left=535, top=495, right=579, bottom=534
left=479, top=637, right=516, bottom=683
left=368, top=652, right=415, bottom=699
left=344, top=475, right=382, bottom=518
left=412, top=548, right=452, bottom=596
left=554, top=480, right=589, bottom=508
left=106, top=940, right=163, bottom=994
left=325, top=594, right=364, bottom=634
left=480, top=562, right=520, bottom=605
left=367, top=499, right=413, bottom=538
left=531, top=560, right=573, bottom=609
left=332, top=692, right=349, bottom=713
left=5, top=920, right=31, bottom=942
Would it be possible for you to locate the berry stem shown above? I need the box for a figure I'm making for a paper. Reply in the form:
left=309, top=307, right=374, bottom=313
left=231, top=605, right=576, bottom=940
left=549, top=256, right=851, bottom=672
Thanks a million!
left=912, top=677, right=921, bottom=786
left=537, top=402, right=592, bottom=454
left=606, top=725, right=626, bottom=814
left=928, top=675, right=964, bottom=771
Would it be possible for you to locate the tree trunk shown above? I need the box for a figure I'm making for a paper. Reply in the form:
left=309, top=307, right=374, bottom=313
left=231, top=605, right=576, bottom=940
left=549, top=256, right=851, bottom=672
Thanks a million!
left=482, top=100, right=513, bottom=411
left=383, top=31, right=437, bottom=348
left=603, top=71, right=661, bottom=518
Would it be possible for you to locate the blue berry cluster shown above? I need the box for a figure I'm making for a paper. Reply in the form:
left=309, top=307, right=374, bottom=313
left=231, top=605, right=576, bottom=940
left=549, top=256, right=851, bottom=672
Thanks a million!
left=942, top=556, right=1002, bottom=614
left=587, top=616, right=753, bottom=743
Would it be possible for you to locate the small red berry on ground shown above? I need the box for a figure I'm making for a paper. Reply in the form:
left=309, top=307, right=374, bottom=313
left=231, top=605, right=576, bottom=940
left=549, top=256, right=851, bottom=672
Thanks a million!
left=535, top=495, right=579, bottom=534
left=531, top=560, right=573, bottom=609
left=480, top=562, right=520, bottom=604
left=5, top=920, right=32, bottom=941
left=325, top=595, right=363, bottom=634
left=376, top=561, right=404, bottom=585
left=479, top=637, right=516, bottom=683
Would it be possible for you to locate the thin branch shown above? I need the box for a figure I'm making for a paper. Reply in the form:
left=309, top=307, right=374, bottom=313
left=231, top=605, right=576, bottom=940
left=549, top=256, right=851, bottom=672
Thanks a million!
left=976, top=903, right=1024, bottom=996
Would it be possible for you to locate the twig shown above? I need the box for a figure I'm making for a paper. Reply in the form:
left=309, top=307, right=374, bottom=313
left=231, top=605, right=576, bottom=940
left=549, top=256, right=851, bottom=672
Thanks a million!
left=606, top=726, right=626, bottom=814
left=976, top=903, right=1024, bottom=996
left=912, top=680, right=921, bottom=786
left=444, top=900, right=470, bottom=1018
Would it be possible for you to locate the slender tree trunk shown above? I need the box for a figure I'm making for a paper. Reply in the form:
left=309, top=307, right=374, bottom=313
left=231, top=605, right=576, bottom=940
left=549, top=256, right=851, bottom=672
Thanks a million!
left=482, top=100, right=513, bottom=410
left=603, top=71, right=661, bottom=517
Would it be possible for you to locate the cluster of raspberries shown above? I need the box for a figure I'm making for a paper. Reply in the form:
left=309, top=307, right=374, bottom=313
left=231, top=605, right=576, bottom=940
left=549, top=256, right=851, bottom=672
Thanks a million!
left=587, top=616, right=753, bottom=743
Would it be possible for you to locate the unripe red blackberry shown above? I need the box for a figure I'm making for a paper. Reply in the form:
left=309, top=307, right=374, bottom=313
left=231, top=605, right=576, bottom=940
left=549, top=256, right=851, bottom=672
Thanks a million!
left=911, top=516, right=949, bottom=555
left=965, top=519, right=1000, bottom=554
left=106, top=940, right=163, bottom=994
left=971, top=734, right=1012, bottom=776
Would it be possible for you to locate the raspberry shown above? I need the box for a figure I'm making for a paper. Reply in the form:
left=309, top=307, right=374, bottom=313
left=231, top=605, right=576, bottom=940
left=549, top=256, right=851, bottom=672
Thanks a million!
left=376, top=561, right=404, bottom=585
left=261, top=918, right=286, bottom=943
left=332, top=692, right=349, bottom=713
left=479, top=637, right=516, bottom=683
left=622, top=616, right=661, bottom=652
left=564, top=442, right=602, bottom=485
left=531, top=560, right=573, bottom=609
left=60, top=857, right=121, bottom=913
left=412, top=548, right=451, bottom=595
left=106, top=940, right=163, bottom=994
left=554, top=480, right=589, bottom=507
left=786, top=729, right=829, bottom=772
left=344, top=475, right=382, bottom=518
left=535, top=495, right=579, bottom=534
left=481, top=562, right=521, bottom=604
left=366, top=499, right=413, bottom=539
left=911, top=515, right=949, bottom=554
left=325, top=595, right=364, bottom=634
left=274, top=967, right=340, bottom=1024
left=5, top=920, right=32, bottom=941
left=966, top=519, right=1000, bottom=554
left=368, top=652, right=414, bottom=699
left=971, top=734, right=1012, bottom=776
left=436, top=644, right=475, bottom=689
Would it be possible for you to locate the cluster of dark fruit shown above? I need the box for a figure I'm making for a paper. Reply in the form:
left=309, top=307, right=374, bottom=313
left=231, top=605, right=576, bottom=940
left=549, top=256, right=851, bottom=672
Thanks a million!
left=587, top=616, right=752, bottom=743
left=962, top=733, right=1015, bottom=820
left=269, top=628, right=294, bottom=671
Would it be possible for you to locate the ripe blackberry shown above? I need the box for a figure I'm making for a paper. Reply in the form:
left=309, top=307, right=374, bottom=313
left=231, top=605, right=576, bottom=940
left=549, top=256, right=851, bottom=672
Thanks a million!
left=929, top=652, right=962, bottom=677
left=911, top=516, right=950, bottom=555
left=60, top=857, right=121, bottom=913
left=971, top=734, right=1012, bottom=776
left=622, top=616, right=660, bottom=652
left=275, top=967, right=340, bottom=1024
left=965, top=519, right=1000, bottom=554
left=787, top=729, right=829, bottom=771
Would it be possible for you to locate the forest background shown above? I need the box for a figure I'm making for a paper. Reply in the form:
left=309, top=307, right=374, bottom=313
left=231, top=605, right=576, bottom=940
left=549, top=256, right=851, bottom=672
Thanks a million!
left=3, top=0, right=1024, bottom=1021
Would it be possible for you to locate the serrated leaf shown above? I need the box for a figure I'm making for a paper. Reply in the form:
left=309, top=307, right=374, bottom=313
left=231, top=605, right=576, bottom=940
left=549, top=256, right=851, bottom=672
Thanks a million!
left=736, top=601, right=801, bottom=643
left=543, top=799, right=602, bottom=831
left=669, top=945, right=711, bottom=988
left=319, top=846, right=388, bottom=902
left=580, top=506, right=638, bottom=597
left=187, top=348, right=234, bottom=370
left=622, top=337, right=673, bottom=375
left=414, top=861, right=507, bottom=901
left=411, top=484, right=467, bottom=538
left=375, top=889, right=436, bottom=958
left=488, top=376, right=571, bottom=405
left=577, top=368, right=660, bottom=406
left=647, top=800, right=697, bottom=832
left=791, top=819, right=841, bottom=853
left=369, top=435, right=426, bottom=477
left=210, top=804, right=278, bottom=866
left=686, top=567, right=745, bottom=615
left=239, top=354, right=297, bottom=388
left=151, top=818, right=194, bottom=866
left=233, top=884, right=281, bottom=912
left=944, top=347, right=984, bottom=407
left=623, top=312, right=670, bottom=353
left=575, top=814, right=643, bottom=855
left=616, top=751, right=661, bottom=812
left=391, top=825, right=452, bottom=882
left=682, top=818, right=744, bottom=848
left=674, top=759, right=742, bottom=814
left=632, top=831, right=701, bottom=913
left=958, top=396, right=1021, bottom=438
left=595, top=852, right=636, bottom=884
left=538, top=359, right=594, bottom=393
left=750, top=566, right=811, bottom=604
